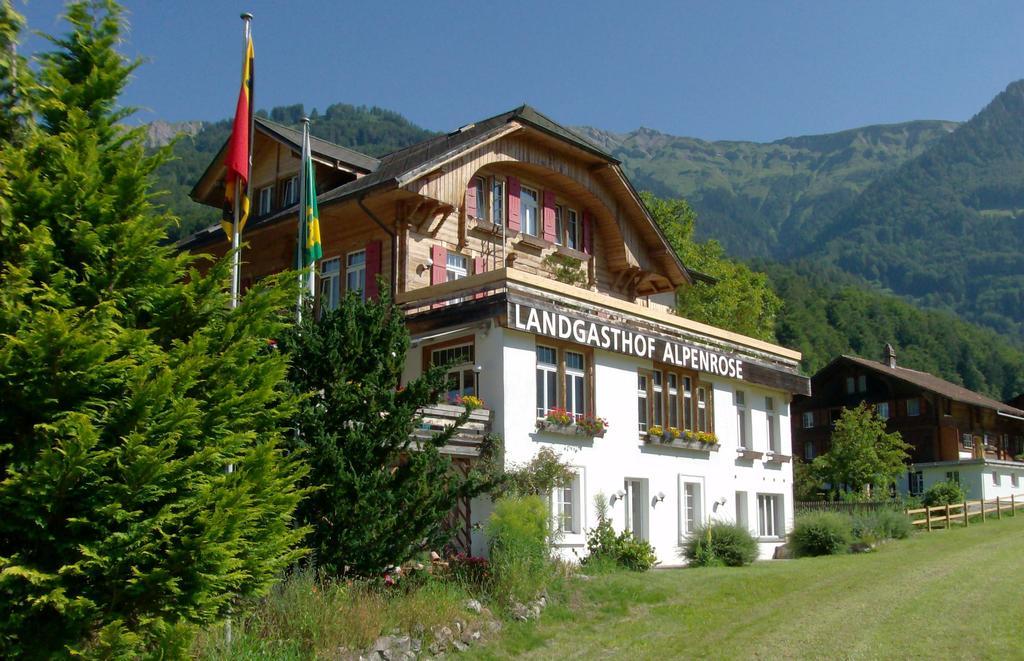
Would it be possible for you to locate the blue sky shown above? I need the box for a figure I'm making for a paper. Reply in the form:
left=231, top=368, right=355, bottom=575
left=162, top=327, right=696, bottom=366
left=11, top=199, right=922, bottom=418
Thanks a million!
left=16, top=0, right=1024, bottom=141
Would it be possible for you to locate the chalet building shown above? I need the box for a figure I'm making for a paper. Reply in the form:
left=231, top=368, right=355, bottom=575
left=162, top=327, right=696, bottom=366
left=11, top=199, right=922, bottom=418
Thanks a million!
left=185, top=107, right=810, bottom=564
left=791, top=346, right=1024, bottom=500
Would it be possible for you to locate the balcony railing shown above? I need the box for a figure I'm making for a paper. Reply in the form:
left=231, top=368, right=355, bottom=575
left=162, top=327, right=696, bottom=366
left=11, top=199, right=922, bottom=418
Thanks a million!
left=411, top=403, right=493, bottom=458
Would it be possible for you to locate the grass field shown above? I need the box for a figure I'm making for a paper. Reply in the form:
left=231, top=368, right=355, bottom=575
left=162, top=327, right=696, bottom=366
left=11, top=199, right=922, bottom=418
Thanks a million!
left=470, top=515, right=1024, bottom=659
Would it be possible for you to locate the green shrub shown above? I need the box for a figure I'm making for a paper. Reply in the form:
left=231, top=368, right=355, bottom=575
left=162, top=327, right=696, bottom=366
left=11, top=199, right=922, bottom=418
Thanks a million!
left=487, top=496, right=553, bottom=603
left=582, top=493, right=657, bottom=572
left=791, top=513, right=853, bottom=557
left=923, top=480, right=967, bottom=506
left=615, top=532, right=658, bottom=572
left=680, top=521, right=759, bottom=567
left=851, top=509, right=914, bottom=542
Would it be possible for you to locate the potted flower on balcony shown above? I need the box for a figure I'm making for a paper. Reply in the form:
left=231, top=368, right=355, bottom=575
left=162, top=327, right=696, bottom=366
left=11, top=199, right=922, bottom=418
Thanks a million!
left=696, top=431, right=719, bottom=447
left=536, top=407, right=575, bottom=433
left=576, top=415, right=608, bottom=438
left=455, top=394, right=485, bottom=411
left=646, top=424, right=664, bottom=443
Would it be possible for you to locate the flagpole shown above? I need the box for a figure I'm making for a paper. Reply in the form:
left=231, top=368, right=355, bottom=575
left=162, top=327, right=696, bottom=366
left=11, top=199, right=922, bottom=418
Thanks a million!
left=296, top=117, right=308, bottom=322
left=231, top=13, right=253, bottom=311
left=303, top=117, right=317, bottom=301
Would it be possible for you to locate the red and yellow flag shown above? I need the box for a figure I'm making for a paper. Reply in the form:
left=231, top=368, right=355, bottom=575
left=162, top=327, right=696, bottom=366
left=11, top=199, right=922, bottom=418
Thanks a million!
left=222, top=34, right=254, bottom=237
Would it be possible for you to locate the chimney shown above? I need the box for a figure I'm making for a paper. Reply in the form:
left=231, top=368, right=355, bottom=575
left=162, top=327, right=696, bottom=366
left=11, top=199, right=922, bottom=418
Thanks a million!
left=884, top=343, right=897, bottom=369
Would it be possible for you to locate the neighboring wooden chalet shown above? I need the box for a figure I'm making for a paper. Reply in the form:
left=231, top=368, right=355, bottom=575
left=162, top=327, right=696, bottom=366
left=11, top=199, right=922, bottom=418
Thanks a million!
left=184, top=105, right=810, bottom=562
left=792, top=345, right=1024, bottom=499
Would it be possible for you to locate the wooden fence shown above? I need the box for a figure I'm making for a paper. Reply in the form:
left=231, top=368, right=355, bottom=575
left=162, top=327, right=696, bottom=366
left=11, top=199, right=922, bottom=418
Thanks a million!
left=907, top=494, right=1024, bottom=531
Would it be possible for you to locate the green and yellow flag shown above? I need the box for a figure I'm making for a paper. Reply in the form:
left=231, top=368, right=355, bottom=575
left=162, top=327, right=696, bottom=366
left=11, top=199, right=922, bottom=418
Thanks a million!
left=301, top=123, right=322, bottom=266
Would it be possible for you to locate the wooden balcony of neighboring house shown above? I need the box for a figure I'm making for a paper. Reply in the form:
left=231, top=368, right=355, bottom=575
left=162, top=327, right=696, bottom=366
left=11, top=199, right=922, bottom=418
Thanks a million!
left=411, top=403, right=493, bottom=458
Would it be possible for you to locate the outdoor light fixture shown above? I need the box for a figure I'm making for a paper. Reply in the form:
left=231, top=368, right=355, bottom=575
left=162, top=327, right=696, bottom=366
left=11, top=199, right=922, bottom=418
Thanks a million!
left=611, top=489, right=626, bottom=505
left=474, top=365, right=483, bottom=373
left=657, top=491, right=666, bottom=502
left=651, top=492, right=666, bottom=507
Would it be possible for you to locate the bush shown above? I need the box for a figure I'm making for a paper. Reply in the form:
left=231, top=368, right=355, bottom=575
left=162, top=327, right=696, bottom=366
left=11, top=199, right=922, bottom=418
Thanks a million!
left=486, top=496, right=553, bottom=603
left=615, top=532, right=658, bottom=572
left=582, top=493, right=657, bottom=572
left=791, top=513, right=853, bottom=557
left=680, top=521, right=759, bottom=567
left=851, top=509, right=913, bottom=542
left=922, top=480, right=967, bottom=506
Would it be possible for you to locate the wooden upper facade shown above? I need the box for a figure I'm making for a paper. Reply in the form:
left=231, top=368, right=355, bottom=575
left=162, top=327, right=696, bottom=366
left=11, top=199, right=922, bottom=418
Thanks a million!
left=182, top=105, right=804, bottom=381
left=792, top=349, right=1024, bottom=465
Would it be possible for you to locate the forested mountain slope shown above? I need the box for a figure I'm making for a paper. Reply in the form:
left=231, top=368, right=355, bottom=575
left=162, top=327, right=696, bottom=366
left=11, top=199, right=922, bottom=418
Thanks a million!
left=575, top=120, right=956, bottom=259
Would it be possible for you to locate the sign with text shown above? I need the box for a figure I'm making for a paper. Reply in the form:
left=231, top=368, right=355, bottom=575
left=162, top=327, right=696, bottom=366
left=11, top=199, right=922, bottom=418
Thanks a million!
left=509, top=301, right=745, bottom=380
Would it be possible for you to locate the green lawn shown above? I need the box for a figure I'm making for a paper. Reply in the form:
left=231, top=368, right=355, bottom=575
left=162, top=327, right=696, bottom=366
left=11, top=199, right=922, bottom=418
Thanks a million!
left=471, top=516, right=1024, bottom=659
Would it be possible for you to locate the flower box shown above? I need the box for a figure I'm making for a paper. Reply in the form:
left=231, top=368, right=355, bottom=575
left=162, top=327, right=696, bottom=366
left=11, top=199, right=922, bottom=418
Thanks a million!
left=536, top=409, right=607, bottom=438
left=644, top=428, right=719, bottom=452
left=536, top=420, right=606, bottom=438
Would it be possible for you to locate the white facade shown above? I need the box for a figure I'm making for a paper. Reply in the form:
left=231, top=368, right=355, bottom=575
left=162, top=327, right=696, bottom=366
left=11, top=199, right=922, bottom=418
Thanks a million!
left=406, top=321, right=797, bottom=566
left=901, top=459, right=1024, bottom=501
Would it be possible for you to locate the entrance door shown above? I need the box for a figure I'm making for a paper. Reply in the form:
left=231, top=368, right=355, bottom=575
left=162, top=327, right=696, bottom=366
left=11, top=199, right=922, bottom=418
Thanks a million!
left=624, top=478, right=648, bottom=541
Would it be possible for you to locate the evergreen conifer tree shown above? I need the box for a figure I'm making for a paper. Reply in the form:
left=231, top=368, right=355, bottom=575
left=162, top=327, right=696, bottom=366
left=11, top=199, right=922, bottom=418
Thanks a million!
left=279, top=293, right=499, bottom=575
left=0, top=2, right=308, bottom=656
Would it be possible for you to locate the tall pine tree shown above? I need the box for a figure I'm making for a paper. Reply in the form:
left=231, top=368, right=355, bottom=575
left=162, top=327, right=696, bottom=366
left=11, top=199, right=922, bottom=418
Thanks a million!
left=279, top=293, right=500, bottom=576
left=0, top=2, right=308, bottom=656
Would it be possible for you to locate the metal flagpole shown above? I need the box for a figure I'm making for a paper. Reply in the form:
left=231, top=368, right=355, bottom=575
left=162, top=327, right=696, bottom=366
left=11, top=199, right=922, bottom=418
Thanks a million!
left=303, top=117, right=317, bottom=300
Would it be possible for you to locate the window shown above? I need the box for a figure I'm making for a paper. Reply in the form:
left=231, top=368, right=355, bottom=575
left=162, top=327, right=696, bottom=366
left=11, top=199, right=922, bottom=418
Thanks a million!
left=536, top=345, right=558, bottom=418
left=1013, top=474, right=1020, bottom=488
left=637, top=373, right=648, bottom=433
left=946, top=471, right=960, bottom=484
left=668, top=374, right=679, bottom=429
left=565, top=351, right=585, bottom=419
left=757, top=494, right=783, bottom=538
left=555, top=470, right=583, bottom=535
left=735, top=390, right=748, bottom=449
left=802, top=411, right=814, bottom=429
left=346, top=250, right=366, bottom=299
left=679, top=478, right=703, bottom=539
left=697, top=385, right=710, bottom=432
left=906, top=398, right=920, bottom=417
left=521, top=186, right=539, bottom=236
left=846, top=377, right=855, bottom=394
left=682, top=376, right=694, bottom=431
left=961, top=433, right=974, bottom=449
left=491, top=177, right=505, bottom=225
left=624, top=478, right=648, bottom=541
left=473, top=176, right=487, bottom=220
left=319, top=257, right=341, bottom=311
left=992, top=471, right=1000, bottom=486
left=875, top=402, right=890, bottom=420
left=430, top=342, right=476, bottom=401
left=766, top=396, right=779, bottom=453
left=652, top=371, right=664, bottom=428
left=554, top=205, right=564, bottom=246
left=566, top=209, right=580, bottom=250
left=258, top=185, right=274, bottom=215
left=908, top=471, right=924, bottom=496
left=445, top=252, right=468, bottom=282
left=858, top=375, right=867, bottom=392
left=804, top=441, right=815, bottom=460
left=735, top=491, right=749, bottom=531
left=282, top=175, right=299, bottom=207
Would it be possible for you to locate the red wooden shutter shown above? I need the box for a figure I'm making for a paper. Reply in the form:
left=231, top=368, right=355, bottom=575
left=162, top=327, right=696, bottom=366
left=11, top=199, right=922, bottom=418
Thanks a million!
left=473, top=256, right=485, bottom=300
left=465, top=177, right=478, bottom=218
left=542, top=191, right=556, bottom=242
left=582, top=210, right=593, bottom=254
left=365, top=239, right=382, bottom=300
left=507, top=176, right=521, bottom=231
left=430, top=244, right=447, bottom=285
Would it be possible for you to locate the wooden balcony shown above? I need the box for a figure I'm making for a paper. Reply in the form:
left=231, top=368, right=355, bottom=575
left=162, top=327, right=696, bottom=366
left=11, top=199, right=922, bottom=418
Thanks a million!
left=411, top=403, right=493, bottom=458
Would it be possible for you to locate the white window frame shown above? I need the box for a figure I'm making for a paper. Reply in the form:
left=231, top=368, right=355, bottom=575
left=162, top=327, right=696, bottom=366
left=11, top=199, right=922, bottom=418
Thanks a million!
left=553, top=468, right=584, bottom=540
left=992, top=471, right=1001, bottom=486
left=946, top=470, right=960, bottom=484
left=875, top=401, right=890, bottom=421
left=696, top=385, right=710, bottom=433
left=565, top=351, right=585, bottom=420
left=283, top=175, right=299, bottom=207
left=757, top=493, right=783, bottom=539
left=472, top=175, right=487, bottom=221
left=319, top=257, right=341, bottom=311
left=668, top=373, right=679, bottom=430
left=431, top=342, right=476, bottom=402
left=908, top=470, right=924, bottom=496
left=637, top=373, right=648, bottom=433
left=766, top=396, right=780, bottom=454
left=346, top=249, right=366, bottom=300
left=536, top=345, right=558, bottom=418
left=566, top=208, right=580, bottom=250
left=682, top=376, right=694, bottom=431
left=961, top=433, right=974, bottom=449
left=491, top=177, right=505, bottom=225
left=521, top=185, right=540, bottom=236
left=802, top=411, right=814, bottom=429
left=554, top=204, right=564, bottom=246
left=652, top=370, right=664, bottom=428
left=678, top=475, right=705, bottom=542
left=258, top=185, right=274, bottom=216
left=445, top=252, right=468, bottom=282
left=736, top=389, right=749, bottom=449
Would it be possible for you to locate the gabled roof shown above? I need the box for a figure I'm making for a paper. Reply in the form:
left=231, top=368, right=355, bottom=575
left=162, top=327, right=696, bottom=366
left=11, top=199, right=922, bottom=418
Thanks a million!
left=253, top=116, right=379, bottom=173
left=829, top=354, right=1024, bottom=418
left=317, top=104, right=617, bottom=206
